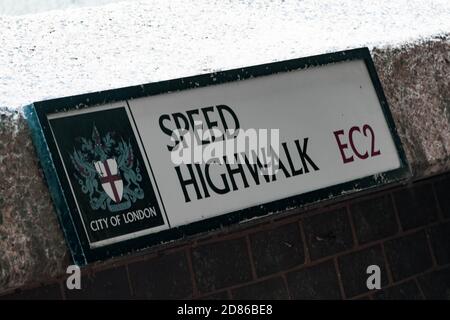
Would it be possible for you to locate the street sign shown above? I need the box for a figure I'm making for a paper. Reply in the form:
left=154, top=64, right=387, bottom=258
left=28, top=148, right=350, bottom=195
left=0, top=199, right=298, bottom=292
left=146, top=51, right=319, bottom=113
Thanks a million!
left=25, top=48, right=409, bottom=265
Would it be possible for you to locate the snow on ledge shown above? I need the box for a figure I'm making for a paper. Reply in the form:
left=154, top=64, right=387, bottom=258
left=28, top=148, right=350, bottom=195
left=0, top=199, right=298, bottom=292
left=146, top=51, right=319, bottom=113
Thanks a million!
left=0, top=0, right=125, bottom=16
left=0, top=0, right=450, bottom=109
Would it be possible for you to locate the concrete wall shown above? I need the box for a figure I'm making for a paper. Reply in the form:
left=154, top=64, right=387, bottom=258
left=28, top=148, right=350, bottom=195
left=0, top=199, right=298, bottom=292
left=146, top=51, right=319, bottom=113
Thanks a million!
left=0, top=38, right=449, bottom=297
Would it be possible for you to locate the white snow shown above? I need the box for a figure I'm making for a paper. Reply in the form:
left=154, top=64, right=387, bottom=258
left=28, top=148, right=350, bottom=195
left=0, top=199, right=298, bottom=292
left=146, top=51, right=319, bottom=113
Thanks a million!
left=0, top=0, right=449, bottom=109
left=0, top=0, right=125, bottom=16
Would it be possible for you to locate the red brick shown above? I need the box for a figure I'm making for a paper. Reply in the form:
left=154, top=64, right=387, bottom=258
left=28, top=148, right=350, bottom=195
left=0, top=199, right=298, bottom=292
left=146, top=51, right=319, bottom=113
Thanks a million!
left=350, top=194, right=398, bottom=244
left=384, top=231, right=433, bottom=281
left=338, top=245, right=388, bottom=298
left=374, top=280, right=422, bottom=300
left=65, top=266, right=131, bottom=300
left=0, top=283, right=62, bottom=300
left=128, top=251, right=193, bottom=299
left=428, top=221, right=450, bottom=265
left=434, top=175, right=450, bottom=218
left=286, top=260, right=341, bottom=300
left=393, top=183, right=438, bottom=230
left=231, top=277, right=288, bottom=300
left=303, top=208, right=354, bottom=260
left=249, top=223, right=305, bottom=277
left=418, top=267, right=450, bottom=299
left=191, top=238, right=252, bottom=293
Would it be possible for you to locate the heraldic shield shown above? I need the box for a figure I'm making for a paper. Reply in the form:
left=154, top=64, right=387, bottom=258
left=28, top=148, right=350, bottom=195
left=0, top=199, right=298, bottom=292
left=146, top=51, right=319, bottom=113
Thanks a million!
left=69, top=124, right=147, bottom=213
left=94, top=158, right=123, bottom=204
left=49, top=106, right=166, bottom=245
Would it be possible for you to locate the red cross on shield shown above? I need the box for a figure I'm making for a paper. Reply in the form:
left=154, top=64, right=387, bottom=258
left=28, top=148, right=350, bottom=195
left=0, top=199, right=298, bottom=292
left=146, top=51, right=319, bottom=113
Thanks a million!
left=94, top=158, right=123, bottom=204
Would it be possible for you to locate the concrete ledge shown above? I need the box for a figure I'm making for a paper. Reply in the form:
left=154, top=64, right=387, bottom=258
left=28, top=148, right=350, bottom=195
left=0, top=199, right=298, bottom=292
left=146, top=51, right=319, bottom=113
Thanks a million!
left=0, top=108, right=68, bottom=291
left=0, top=38, right=449, bottom=293
left=372, top=38, right=450, bottom=176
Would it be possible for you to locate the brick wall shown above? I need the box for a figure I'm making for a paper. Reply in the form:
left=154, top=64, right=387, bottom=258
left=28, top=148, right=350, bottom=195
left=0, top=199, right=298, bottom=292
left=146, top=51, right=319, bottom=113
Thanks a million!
left=1, top=171, right=450, bottom=300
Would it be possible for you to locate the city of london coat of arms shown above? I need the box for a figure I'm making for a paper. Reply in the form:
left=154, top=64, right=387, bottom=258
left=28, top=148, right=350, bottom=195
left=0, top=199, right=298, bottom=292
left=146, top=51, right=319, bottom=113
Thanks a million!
left=70, top=126, right=145, bottom=212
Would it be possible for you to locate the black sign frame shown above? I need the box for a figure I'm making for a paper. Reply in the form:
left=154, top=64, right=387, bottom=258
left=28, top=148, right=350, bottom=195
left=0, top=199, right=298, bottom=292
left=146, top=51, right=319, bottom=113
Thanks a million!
left=25, top=47, right=410, bottom=265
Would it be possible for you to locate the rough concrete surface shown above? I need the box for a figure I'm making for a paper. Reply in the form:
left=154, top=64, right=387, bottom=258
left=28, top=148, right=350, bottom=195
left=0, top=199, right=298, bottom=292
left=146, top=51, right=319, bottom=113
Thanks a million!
left=0, top=39, right=449, bottom=294
left=0, top=109, right=69, bottom=292
left=373, top=38, right=450, bottom=176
